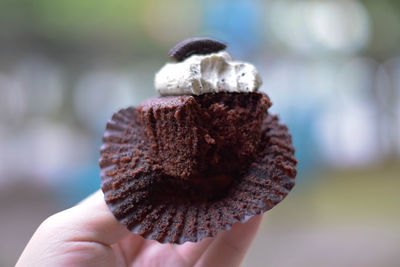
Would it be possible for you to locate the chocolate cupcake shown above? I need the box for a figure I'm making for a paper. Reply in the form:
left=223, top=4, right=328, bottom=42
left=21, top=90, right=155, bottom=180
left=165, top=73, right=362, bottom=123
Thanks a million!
left=99, top=38, right=297, bottom=244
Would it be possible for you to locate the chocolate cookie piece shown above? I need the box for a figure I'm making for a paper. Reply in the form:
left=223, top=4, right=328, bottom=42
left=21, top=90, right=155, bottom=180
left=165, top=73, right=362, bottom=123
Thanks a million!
left=99, top=93, right=297, bottom=244
left=168, top=37, right=227, bottom=62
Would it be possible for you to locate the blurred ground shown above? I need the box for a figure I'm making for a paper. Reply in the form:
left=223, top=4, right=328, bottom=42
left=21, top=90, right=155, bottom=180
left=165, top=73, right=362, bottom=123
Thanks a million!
left=243, top=163, right=400, bottom=267
left=2, top=163, right=399, bottom=267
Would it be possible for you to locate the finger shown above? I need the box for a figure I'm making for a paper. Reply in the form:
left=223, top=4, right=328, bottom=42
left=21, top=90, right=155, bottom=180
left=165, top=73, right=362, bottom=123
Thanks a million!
left=132, top=241, right=187, bottom=267
left=116, top=232, right=146, bottom=263
left=195, top=215, right=263, bottom=267
left=175, top=237, right=214, bottom=266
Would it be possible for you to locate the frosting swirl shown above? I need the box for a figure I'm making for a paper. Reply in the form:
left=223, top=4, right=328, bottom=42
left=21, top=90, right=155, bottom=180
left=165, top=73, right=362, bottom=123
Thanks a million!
left=155, top=51, right=262, bottom=96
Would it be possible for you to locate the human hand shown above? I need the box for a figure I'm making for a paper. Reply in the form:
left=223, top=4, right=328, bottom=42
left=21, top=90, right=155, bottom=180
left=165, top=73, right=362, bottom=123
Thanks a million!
left=16, top=190, right=263, bottom=267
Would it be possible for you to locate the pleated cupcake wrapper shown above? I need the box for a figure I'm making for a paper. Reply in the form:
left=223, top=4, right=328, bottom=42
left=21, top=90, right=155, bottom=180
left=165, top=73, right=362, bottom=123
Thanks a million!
left=100, top=107, right=297, bottom=244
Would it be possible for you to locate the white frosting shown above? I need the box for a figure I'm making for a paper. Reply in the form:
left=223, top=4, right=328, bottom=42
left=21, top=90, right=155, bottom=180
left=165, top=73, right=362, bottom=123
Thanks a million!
left=155, top=51, right=262, bottom=96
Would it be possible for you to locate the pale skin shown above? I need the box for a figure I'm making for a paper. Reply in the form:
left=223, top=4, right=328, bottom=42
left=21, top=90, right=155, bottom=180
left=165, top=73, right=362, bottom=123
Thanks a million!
left=17, top=190, right=263, bottom=267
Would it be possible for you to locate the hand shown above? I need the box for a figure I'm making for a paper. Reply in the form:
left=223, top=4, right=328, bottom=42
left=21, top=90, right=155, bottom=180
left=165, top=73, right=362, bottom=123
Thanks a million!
left=17, top=190, right=262, bottom=267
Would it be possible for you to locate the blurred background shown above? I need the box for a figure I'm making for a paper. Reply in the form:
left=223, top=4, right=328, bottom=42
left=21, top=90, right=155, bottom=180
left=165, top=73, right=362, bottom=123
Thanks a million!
left=1, top=0, right=399, bottom=266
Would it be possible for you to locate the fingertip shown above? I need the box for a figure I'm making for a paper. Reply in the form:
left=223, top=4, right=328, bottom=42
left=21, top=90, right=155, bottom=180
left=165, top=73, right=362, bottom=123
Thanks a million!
left=195, top=215, right=263, bottom=267
left=175, top=237, right=214, bottom=265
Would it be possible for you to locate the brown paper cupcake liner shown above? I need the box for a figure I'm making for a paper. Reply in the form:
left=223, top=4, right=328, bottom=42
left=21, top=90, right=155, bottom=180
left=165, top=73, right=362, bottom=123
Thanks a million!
left=100, top=104, right=296, bottom=244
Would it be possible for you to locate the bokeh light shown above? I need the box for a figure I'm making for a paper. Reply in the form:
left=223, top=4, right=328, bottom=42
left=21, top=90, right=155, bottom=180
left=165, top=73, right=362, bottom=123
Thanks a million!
left=268, top=0, right=370, bottom=54
left=73, top=70, right=137, bottom=132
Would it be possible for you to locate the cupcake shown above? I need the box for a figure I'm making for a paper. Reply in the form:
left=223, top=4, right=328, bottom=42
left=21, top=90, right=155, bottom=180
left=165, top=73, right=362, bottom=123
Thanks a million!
left=99, top=38, right=297, bottom=244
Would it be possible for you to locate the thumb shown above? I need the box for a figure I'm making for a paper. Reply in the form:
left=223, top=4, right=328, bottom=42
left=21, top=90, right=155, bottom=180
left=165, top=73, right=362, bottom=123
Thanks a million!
left=52, top=189, right=131, bottom=245
left=17, top=190, right=132, bottom=265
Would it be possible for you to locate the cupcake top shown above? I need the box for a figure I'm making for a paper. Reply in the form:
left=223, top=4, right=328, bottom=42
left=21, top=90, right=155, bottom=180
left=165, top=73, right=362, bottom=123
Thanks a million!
left=100, top=37, right=297, bottom=244
left=155, top=38, right=262, bottom=96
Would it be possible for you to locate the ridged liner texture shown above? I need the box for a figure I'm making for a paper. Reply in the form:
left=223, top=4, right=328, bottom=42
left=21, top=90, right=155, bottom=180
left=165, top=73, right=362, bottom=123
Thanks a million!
left=99, top=100, right=297, bottom=244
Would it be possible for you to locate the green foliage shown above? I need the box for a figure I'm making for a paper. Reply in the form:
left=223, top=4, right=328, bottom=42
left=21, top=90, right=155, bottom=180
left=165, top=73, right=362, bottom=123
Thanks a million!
left=0, top=0, right=145, bottom=39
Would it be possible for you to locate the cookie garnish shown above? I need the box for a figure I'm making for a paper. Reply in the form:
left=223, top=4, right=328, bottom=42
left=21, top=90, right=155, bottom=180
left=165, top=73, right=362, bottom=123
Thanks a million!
left=168, top=37, right=227, bottom=62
